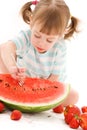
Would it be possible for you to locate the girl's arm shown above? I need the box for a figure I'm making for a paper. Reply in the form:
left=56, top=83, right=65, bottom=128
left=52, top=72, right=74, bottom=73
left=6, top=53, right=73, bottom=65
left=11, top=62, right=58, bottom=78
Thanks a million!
left=47, top=74, right=59, bottom=82
left=0, top=41, right=17, bottom=72
left=0, top=41, right=26, bottom=81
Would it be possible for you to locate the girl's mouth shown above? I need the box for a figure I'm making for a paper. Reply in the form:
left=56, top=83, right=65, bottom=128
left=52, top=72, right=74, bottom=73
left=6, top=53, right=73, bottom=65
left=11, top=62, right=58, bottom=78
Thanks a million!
left=36, top=47, right=45, bottom=52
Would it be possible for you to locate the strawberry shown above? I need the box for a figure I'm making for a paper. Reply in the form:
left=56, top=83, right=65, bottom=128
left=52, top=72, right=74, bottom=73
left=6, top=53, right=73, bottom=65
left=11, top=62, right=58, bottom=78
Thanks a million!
left=10, top=110, right=22, bottom=120
left=79, top=113, right=87, bottom=130
left=64, top=112, right=74, bottom=124
left=53, top=105, right=64, bottom=113
left=0, top=101, right=5, bottom=113
left=64, top=104, right=81, bottom=126
left=69, top=116, right=80, bottom=129
left=64, top=104, right=81, bottom=117
left=81, top=106, right=87, bottom=113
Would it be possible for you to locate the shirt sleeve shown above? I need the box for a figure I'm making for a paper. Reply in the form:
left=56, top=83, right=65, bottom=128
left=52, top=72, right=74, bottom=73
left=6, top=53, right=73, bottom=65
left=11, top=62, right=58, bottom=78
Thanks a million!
left=52, top=41, right=67, bottom=82
left=11, top=30, right=31, bottom=50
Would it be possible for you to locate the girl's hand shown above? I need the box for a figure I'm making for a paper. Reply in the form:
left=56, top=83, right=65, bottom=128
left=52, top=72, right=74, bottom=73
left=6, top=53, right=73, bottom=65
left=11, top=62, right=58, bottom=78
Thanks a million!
left=10, top=66, right=26, bottom=81
left=47, top=74, right=59, bottom=82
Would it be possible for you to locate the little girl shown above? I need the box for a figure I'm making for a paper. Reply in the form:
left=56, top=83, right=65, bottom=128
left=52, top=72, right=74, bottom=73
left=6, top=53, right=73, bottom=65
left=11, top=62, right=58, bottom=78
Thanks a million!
left=0, top=0, right=79, bottom=106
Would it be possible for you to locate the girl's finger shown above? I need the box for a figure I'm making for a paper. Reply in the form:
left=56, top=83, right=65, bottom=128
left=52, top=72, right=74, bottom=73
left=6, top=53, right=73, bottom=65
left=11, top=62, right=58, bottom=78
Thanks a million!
left=18, top=68, right=26, bottom=73
left=10, top=66, right=18, bottom=73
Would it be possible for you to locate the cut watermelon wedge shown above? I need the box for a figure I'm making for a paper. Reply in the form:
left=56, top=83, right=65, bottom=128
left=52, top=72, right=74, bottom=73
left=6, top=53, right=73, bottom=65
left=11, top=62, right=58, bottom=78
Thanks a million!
left=0, top=74, right=70, bottom=112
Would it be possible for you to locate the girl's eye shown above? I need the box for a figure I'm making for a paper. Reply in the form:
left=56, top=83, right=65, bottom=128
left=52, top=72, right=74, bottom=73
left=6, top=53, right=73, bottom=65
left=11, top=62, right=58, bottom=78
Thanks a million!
left=34, top=34, right=41, bottom=38
left=47, top=39, right=53, bottom=43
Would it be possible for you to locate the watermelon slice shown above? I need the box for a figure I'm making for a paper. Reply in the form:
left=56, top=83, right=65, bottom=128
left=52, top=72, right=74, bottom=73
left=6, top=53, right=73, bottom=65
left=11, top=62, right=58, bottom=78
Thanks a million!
left=0, top=74, right=70, bottom=112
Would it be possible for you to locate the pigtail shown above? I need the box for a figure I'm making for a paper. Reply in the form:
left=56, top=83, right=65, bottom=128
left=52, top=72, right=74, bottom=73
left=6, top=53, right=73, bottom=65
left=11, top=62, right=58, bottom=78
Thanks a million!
left=64, top=16, right=79, bottom=39
left=20, top=2, right=32, bottom=24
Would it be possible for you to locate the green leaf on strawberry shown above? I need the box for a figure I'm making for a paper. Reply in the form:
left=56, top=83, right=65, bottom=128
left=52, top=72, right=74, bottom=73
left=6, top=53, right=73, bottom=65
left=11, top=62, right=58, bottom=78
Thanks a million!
left=69, top=115, right=80, bottom=129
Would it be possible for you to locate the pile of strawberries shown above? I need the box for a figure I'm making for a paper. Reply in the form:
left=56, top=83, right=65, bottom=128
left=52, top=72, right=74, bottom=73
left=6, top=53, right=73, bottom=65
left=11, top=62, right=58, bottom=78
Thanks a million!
left=53, top=104, right=87, bottom=130
left=0, top=101, right=22, bottom=120
left=1, top=99, right=87, bottom=130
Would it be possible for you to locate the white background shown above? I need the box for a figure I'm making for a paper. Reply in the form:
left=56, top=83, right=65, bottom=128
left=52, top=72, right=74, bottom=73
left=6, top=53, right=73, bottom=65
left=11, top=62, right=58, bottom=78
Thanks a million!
left=0, top=0, right=87, bottom=129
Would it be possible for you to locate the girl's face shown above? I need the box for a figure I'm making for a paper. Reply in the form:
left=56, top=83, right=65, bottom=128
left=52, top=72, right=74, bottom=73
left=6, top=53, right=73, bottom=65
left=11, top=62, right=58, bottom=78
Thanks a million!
left=30, top=23, right=60, bottom=53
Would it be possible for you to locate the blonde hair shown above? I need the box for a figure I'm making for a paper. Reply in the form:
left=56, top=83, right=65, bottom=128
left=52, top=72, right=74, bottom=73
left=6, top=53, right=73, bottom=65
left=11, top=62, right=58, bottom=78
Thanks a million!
left=20, top=0, right=79, bottom=39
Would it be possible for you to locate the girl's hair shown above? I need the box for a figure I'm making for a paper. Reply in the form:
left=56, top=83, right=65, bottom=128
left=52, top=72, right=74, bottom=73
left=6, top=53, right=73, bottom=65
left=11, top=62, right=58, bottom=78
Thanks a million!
left=20, top=0, right=79, bottom=39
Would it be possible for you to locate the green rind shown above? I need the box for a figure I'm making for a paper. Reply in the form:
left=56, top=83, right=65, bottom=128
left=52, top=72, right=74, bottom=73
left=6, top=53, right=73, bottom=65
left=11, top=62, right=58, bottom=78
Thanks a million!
left=3, top=100, right=63, bottom=113
left=0, top=84, right=70, bottom=113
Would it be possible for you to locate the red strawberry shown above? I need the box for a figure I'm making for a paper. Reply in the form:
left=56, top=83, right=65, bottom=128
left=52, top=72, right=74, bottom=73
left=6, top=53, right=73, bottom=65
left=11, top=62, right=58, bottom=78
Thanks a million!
left=0, top=101, right=5, bottom=112
left=64, top=104, right=81, bottom=126
left=69, top=116, right=80, bottom=129
left=64, top=104, right=81, bottom=117
left=53, top=105, right=64, bottom=113
left=81, top=106, right=87, bottom=113
left=79, top=113, right=87, bottom=130
left=64, top=112, right=74, bottom=124
left=10, top=110, right=22, bottom=120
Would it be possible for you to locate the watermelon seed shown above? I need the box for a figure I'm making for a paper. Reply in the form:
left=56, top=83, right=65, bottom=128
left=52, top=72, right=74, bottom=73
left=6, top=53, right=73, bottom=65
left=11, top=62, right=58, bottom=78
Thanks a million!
left=5, top=82, right=10, bottom=87
left=23, top=88, right=26, bottom=91
left=40, top=88, right=43, bottom=90
left=54, top=86, right=58, bottom=88
left=32, top=88, right=36, bottom=91
left=34, top=89, right=37, bottom=91
left=39, top=88, right=46, bottom=91
left=43, top=88, right=46, bottom=90
left=14, top=88, right=17, bottom=90
left=0, top=79, right=3, bottom=82
left=32, top=89, right=34, bottom=91
left=32, top=88, right=46, bottom=91
left=34, top=88, right=39, bottom=91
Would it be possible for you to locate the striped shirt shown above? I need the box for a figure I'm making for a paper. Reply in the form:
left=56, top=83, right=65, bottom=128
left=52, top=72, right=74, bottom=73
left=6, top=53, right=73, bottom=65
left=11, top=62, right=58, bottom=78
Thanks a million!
left=11, top=29, right=67, bottom=82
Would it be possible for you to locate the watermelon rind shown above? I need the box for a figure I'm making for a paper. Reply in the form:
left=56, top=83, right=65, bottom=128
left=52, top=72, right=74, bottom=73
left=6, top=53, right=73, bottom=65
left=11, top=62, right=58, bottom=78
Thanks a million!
left=0, top=84, right=70, bottom=113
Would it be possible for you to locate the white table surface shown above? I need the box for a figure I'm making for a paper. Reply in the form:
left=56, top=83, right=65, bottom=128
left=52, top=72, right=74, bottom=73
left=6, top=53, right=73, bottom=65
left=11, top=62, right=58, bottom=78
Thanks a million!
left=0, top=107, right=81, bottom=130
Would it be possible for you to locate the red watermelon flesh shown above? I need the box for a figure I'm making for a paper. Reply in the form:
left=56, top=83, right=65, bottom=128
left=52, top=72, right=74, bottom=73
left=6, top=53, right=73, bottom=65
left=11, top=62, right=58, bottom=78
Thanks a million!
left=0, top=74, right=70, bottom=112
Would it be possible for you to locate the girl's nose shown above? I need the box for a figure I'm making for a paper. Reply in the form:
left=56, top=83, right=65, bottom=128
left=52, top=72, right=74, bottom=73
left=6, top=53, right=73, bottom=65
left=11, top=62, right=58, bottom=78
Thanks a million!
left=38, top=41, right=46, bottom=48
left=38, top=37, right=47, bottom=47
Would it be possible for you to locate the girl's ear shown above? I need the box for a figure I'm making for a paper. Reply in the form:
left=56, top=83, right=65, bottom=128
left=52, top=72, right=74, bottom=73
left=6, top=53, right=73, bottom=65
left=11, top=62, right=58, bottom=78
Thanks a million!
left=64, top=28, right=69, bottom=34
left=29, top=17, right=33, bottom=28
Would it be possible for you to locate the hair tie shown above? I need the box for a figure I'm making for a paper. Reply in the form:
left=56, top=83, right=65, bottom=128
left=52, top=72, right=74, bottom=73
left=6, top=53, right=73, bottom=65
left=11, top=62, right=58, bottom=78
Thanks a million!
left=32, top=0, right=38, bottom=5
